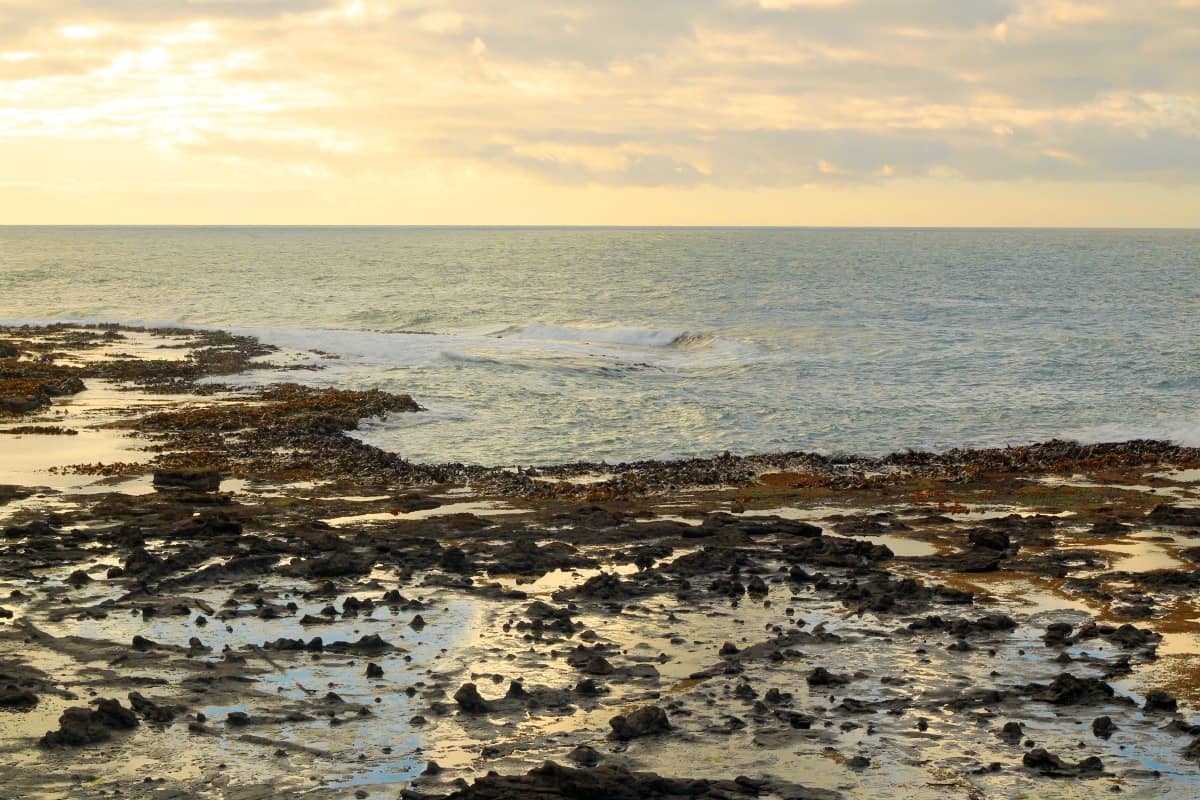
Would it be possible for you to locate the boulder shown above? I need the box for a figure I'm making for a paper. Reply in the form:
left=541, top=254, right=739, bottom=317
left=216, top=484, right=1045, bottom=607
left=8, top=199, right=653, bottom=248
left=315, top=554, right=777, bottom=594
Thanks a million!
left=609, top=705, right=671, bottom=740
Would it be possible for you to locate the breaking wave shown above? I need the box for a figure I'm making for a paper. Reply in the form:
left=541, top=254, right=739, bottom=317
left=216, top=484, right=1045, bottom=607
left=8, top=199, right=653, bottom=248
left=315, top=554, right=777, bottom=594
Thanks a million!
left=492, top=322, right=713, bottom=350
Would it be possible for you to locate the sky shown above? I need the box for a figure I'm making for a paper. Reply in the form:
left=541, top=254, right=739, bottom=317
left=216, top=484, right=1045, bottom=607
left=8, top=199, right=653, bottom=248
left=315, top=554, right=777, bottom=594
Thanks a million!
left=0, top=0, right=1197, bottom=226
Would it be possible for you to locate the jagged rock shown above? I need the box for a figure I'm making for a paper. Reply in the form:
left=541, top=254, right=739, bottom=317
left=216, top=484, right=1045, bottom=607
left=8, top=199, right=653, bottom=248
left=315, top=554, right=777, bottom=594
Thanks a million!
left=40, top=699, right=138, bottom=747
left=454, top=683, right=494, bottom=713
left=609, top=705, right=671, bottom=740
left=398, top=761, right=843, bottom=800
left=41, top=708, right=112, bottom=747
left=128, top=692, right=177, bottom=723
left=1030, top=673, right=1115, bottom=706
left=1022, top=748, right=1104, bottom=777
left=326, top=634, right=390, bottom=652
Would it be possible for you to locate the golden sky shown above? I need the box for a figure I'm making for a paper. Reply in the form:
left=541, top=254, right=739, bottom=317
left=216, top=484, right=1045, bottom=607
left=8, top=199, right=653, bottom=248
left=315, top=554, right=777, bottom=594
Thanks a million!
left=1, top=0, right=1198, bottom=225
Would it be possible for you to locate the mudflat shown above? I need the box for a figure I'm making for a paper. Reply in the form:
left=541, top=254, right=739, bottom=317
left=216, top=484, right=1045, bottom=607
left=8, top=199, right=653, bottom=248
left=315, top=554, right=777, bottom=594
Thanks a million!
left=2, top=324, right=1199, bottom=799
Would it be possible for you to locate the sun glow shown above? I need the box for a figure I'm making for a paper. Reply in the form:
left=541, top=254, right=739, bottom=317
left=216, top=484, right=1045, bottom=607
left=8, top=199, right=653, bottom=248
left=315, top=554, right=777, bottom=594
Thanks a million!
left=0, top=0, right=1194, bottom=225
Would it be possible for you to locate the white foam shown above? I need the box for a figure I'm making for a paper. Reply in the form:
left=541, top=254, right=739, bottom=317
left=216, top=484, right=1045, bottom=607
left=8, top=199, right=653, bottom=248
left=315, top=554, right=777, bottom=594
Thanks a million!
left=234, top=323, right=765, bottom=380
left=495, top=322, right=692, bottom=348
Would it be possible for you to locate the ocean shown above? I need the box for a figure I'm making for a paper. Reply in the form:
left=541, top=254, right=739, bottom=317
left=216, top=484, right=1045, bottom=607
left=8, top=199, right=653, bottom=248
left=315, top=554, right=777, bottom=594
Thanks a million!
left=1, top=226, right=1197, bottom=466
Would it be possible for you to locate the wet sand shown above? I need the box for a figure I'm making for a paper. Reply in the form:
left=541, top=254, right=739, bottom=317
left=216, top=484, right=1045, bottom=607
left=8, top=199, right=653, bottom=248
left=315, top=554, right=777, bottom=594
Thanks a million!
left=2, top=324, right=1200, bottom=799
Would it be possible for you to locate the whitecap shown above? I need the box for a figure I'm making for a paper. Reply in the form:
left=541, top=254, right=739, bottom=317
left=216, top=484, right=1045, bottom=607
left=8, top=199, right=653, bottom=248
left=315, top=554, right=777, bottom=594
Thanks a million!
left=493, top=321, right=694, bottom=349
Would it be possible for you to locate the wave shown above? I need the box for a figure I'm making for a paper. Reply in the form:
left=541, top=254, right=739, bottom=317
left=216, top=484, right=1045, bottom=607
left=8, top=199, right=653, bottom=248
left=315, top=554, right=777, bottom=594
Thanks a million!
left=0, top=316, right=761, bottom=382
left=492, top=322, right=708, bottom=349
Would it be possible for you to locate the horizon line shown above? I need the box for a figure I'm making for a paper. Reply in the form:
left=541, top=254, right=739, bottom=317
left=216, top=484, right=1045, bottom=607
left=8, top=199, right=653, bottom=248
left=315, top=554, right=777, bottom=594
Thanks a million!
left=2, top=224, right=1197, bottom=231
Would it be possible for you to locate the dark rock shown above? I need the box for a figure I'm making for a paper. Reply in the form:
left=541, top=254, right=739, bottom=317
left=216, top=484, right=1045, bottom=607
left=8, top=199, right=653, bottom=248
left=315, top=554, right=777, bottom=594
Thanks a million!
left=1044, top=622, right=1073, bottom=646
left=395, top=494, right=441, bottom=513
left=1144, top=689, right=1178, bottom=713
left=1148, top=505, right=1200, bottom=527
left=836, top=698, right=874, bottom=714
left=41, top=699, right=138, bottom=747
left=567, top=745, right=601, bottom=767
left=131, top=635, right=159, bottom=651
left=556, top=572, right=636, bottom=602
left=585, top=656, right=614, bottom=676
left=807, top=667, right=850, bottom=687
left=774, top=710, right=816, bottom=729
left=609, top=705, right=671, bottom=740
left=1031, top=673, right=1115, bottom=706
left=4, top=519, right=56, bottom=539
left=1103, top=623, right=1162, bottom=650
left=0, top=685, right=38, bottom=709
left=128, top=692, right=177, bottom=723
left=285, top=552, right=369, bottom=579
left=454, top=684, right=494, bottom=713
left=65, top=569, right=93, bottom=587
left=1092, top=716, right=1116, bottom=738
left=326, top=634, right=390, bottom=652
left=440, top=546, right=470, bottom=573
left=968, top=529, right=1011, bottom=551
left=493, top=538, right=598, bottom=577
left=123, top=547, right=163, bottom=576
left=153, top=468, right=222, bottom=492
left=397, top=761, right=842, bottom=800
left=998, top=721, right=1024, bottom=744
left=264, top=637, right=306, bottom=651
left=1022, top=748, right=1104, bottom=777
left=41, top=708, right=112, bottom=747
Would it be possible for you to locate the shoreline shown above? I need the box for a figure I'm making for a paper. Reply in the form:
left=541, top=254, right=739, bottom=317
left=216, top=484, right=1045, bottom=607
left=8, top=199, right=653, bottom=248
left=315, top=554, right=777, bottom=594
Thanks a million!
left=2, top=323, right=1200, bottom=799
left=2, top=322, right=1197, bottom=493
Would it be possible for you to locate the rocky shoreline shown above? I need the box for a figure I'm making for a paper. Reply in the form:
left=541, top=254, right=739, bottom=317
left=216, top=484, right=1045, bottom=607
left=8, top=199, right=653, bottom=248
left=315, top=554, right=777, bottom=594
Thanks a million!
left=2, top=324, right=1199, bottom=799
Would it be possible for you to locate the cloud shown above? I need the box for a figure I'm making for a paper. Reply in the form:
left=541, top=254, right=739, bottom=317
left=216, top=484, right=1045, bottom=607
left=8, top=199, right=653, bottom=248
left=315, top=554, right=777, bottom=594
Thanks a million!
left=0, top=0, right=1196, bottom=216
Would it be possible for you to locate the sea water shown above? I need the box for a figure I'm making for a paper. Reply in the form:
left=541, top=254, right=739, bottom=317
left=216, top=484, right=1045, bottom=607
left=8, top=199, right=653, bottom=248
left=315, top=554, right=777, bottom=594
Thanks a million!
left=1, top=226, right=1197, bottom=466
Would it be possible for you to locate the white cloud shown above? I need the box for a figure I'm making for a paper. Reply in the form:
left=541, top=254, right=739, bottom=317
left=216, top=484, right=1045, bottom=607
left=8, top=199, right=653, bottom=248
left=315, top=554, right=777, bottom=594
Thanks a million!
left=0, top=0, right=1195, bottom=199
